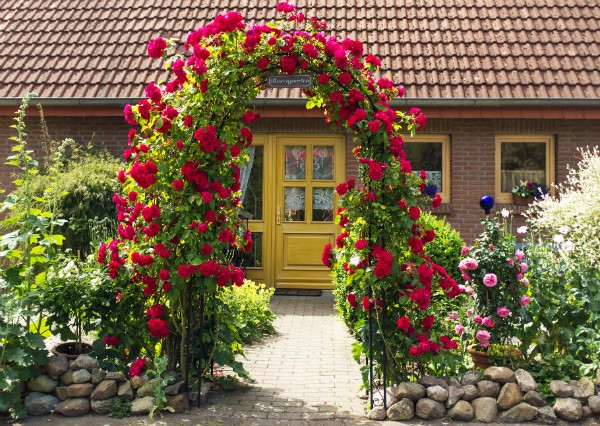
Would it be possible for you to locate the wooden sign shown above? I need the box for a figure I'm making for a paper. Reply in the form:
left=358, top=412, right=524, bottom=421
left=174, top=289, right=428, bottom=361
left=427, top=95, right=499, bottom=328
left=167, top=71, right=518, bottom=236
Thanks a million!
left=266, top=74, right=313, bottom=89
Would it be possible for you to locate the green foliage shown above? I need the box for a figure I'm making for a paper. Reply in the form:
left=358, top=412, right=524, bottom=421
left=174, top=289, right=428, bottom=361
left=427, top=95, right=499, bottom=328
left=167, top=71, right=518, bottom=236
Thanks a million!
left=147, top=355, right=175, bottom=418
left=0, top=94, right=57, bottom=419
left=487, top=343, right=521, bottom=370
left=19, top=140, right=123, bottom=256
left=521, top=147, right=600, bottom=378
left=420, top=213, right=464, bottom=282
left=216, top=281, right=275, bottom=343
left=108, top=398, right=132, bottom=418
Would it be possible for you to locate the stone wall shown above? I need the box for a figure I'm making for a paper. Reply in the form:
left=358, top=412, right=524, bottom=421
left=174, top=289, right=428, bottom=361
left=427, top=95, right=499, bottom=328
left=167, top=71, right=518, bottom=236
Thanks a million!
left=23, top=354, right=207, bottom=417
left=367, top=366, right=600, bottom=424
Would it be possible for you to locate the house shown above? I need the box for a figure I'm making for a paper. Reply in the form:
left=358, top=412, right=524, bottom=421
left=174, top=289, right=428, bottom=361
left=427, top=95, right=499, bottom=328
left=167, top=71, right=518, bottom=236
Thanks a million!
left=1, top=1, right=598, bottom=288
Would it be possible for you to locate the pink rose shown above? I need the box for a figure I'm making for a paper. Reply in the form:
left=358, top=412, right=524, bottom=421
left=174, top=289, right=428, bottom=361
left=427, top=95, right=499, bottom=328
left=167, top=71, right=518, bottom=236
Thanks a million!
left=476, top=330, right=491, bottom=348
left=482, top=317, right=496, bottom=328
left=461, top=246, right=469, bottom=255
left=483, top=273, right=498, bottom=287
left=497, top=306, right=511, bottom=317
left=515, top=250, right=525, bottom=262
left=455, top=323, right=465, bottom=335
left=520, top=295, right=531, bottom=306
left=474, top=315, right=482, bottom=324
left=520, top=262, right=528, bottom=273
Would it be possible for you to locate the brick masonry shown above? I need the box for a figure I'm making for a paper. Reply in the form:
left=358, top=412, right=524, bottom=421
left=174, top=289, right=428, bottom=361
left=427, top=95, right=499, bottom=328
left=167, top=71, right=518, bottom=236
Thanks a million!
left=1, top=113, right=598, bottom=243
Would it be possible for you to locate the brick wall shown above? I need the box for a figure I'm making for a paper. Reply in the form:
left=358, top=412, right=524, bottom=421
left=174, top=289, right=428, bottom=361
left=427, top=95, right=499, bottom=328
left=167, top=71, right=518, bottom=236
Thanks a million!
left=1, top=113, right=598, bottom=243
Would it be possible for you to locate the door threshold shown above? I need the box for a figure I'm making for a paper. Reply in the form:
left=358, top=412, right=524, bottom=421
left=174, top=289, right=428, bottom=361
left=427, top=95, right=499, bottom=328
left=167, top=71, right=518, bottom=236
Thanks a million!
left=274, top=288, right=323, bottom=297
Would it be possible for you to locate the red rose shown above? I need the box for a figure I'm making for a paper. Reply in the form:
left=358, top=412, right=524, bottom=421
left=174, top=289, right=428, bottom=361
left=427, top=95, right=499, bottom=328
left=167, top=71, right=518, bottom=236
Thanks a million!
left=408, top=347, right=421, bottom=357
left=397, top=316, right=411, bottom=331
left=201, top=192, right=213, bottom=203
left=103, top=335, right=119, bottom=346
left=318, top=73, right=330, bottom=84
left=280, top=55, right=298, bottom=74
left=355, top=239, right=368, bottom=250
left=361, top=296, right=371, bottom=311
left=158, top=269, right=170, bottom=280
left=129, top=357, right=147, bottom=377
left=172, top=179, right=184, bottom=191
left=146, top=304, right=165, bottom=318
left=337, top=72, right=352, bottom=85
left=201, top=244, right=213, bottom=256
left=147, top=37, right=167, bottom=58
left=321, top=243, right=333, bottom=268
left=347, top=293, right=358, bottom=308
left=432, top=194, right=442, bottom=208
left=373, top=259, right=392, bottom=278
left=162, top=281, right=173, bottom=292
left=409, top=206, right=421, bottom=220
left=421, top=315, right=435, bottom=332
left=148, top=318, right=170, bottom=338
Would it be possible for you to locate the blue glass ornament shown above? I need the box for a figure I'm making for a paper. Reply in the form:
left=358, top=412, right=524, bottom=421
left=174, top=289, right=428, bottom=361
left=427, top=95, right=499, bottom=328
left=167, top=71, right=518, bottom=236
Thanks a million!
left=479, top=196, right=494, bottom=215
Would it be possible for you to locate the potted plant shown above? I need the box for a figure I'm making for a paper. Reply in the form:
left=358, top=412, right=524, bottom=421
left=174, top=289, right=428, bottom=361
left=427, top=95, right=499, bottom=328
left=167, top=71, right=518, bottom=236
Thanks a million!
left=510, top=181, right=548, bottom=205
left=39, top=253, right=104, bottom=359
left=458, top=210, right=531, bottom=368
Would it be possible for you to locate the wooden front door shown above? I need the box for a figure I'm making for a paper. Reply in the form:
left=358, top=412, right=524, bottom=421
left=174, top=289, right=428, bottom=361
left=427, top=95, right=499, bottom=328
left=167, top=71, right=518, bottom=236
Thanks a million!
left=243, top=134, right=344, bottom=289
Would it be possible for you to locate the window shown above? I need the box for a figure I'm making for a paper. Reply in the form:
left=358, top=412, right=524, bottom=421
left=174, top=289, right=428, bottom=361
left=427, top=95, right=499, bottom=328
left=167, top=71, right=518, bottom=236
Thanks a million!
left=403, top=134, right=451, bottom=203
left=495, top=134, right=555, bottom=204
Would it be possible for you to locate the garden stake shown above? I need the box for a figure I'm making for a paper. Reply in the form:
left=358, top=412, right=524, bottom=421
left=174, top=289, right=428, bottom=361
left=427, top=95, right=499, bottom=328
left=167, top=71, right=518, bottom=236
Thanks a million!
left=184, top=279, right=192, bottom=393
left=198, top=294, right=205, bottom=408
left=368, top=285, right=374, bottom=409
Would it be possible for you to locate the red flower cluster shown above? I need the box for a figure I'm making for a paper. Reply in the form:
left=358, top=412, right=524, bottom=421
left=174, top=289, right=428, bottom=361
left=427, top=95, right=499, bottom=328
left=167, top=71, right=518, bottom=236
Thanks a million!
left=146, top=304, right=165, bottom=318
left=321, top=243, right=333, bottom=268
left=129, top=357, right=147, bottom=377
left=129, top=161, right=158, bottom=189
left=372, top=246, right=393, bottom=278
left=103, top=335, right=119, bottom=346
left=148, top=318, right=170, bottom=338
left=147, top=37, right=167, bottom=58
left=195, top=125, right=221, bottom=153
left=347, top=292, right=358, bottom=308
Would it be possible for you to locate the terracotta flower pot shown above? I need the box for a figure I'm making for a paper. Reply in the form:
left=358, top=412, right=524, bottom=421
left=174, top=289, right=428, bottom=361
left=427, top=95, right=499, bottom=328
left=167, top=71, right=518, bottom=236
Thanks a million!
left=467, top=344, right=493, bottom=369
left=51, top=342, right=93, bottom=360
left=512, top=194, right=533, bottom=206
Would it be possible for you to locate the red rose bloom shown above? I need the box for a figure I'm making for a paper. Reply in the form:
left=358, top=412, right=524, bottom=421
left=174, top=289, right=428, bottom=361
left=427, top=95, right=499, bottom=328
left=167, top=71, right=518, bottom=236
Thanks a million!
left=103, top=335, right=119, bottom=346
left=201, top=244, right=214, bottom=256
left=146, top=304, right=165, bottom=318
left=432, top=194, right=442, bottom=208
left=147, top=37, right=167, bottom=58
left=409, top=206, right=421, bottom=220
left=347, top=293, right=358, bottom=308
left=355, top=239, right=368, bottom=250
left=321, top=243, right=333, bottom=268
left=421, top=315, right=435, bottom=332
left=318, top=73, right=330, bottom=84
left=397, top=316, right=411, bottom=331
left=129, top=357, right=147, bottom=377
left=280, top=55, right=298, bottom=74
left=172, top=179, right=184, bottom=191
left=158, top=269, right=170, bottom=280
left=148, top=318, right=170, bottom=338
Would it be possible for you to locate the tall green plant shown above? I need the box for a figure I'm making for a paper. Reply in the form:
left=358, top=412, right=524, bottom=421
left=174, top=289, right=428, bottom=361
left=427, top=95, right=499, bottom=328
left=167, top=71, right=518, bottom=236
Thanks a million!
left=0, top=94, right=63, bottom=419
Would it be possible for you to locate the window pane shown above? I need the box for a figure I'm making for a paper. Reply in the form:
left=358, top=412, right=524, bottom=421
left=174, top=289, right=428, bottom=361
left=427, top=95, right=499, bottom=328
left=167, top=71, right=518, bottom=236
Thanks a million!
left=404, top=142, right=443, bottom=192
left=501, top=142, right=546, bottom=192
left=284, top=187, right=305, bottom=221
left=312, top=187, right=334, bottom=222
left=312, top=146, right=334, bottom=180
left=246, top=232, right=262, bottom=268
left=243, top=146, right=263, bottom=220
left=285, top=146, right=306, bottom=180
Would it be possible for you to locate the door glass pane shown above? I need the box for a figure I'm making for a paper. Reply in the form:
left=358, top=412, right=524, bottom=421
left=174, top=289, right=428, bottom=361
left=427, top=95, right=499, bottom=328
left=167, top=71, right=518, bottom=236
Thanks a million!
left=312, top=146, right=334, bottom=180
left=312, top=187, right=334, bottom=222
left=243, top=146, right=263, bottom=220
left=284, top=187, right=305, bottom=221
left=285, top=146, right=306, bottom=180
left=404, top=142, right=443, bottom=193
left=246, top=232, right=262, bottom=268
left=501, top=142, right=546, bottom=192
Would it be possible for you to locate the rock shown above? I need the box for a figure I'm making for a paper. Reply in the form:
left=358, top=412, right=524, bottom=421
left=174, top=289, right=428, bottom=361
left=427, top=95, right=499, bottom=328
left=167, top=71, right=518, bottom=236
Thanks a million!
left=589, top=395, right=600, bottom=414
left=357, top=388, right=368, bottom=400
left=386, top=398, right=414, bottom=421
left=24, top=392, right=59, bottom=416
left=165, top=380, right=186, bottom=395
left=515, top=369, right=537, bottom=392
left=188, top=381, right=211, bottom=404
left=367, top=406, right=386, bottom=420
left=91, top=368, right=106, bottom=384
left=130, top=374, right=147, bottom=389
left=167, top=393, right=189, bottom=412
left=583, top=405, right=593, bottom=418
left=118, top=380, right=135, bottom=400
left=72, top=369, right=92, bottom=384
left=553, top=397, right=582, bottom=422
left=44, top=355, right=69, bottom=377
left=446, top=385, right=465, bottom=407
left=60, top=369, right=75, bottom=385
left=427, top=385, right=448, bottom=402
left=415, top=398, right=445, bottom=420
left=136, top=378, right=160, bottom=398
left=67, top=383, right=94, bottom=397
left=91, top=397, right=116, bottom=415
left=444, top=376, right=462, bottom=388
left=484, top=366, right=516, bottom=384
left=596, top=370, right=600, bottom=387
left=55, top=386, right=69, bottom=401
left=91, top=380, right=117, bottom=400
left=418, top=375, right=448, bottom=389
left=55, top=398, right=91, bottom=417
left=447, top=400, right=475, bottom=421
left=462, top=384, right=479, bottom=401
left=384, top=387, right=398, bottom=406
left=462, top=370, right=481, bottom=386
left=583, top=418, right=600, bottom=426
left=27, top=375, right=58, bottom=393
left=571, top=377, right=595, bottom=401
left=70, top=354, right=99, bottom=371
left=550, top=380, right=574, bottom=397
left=538, top=405, right=558, bottom=424
left=477, top=380, right=501, bottom=398
left=497, top=382, right=523, bottom=410
left=472, top=397, right=498, bottom=423
left=498, top=401, right=538, bottom=423
left=524, top=390, right=547, bottom=407
left=391, top=382, right=426, bottom=401
left=131, top=396, right=155, bottom=415
left=105, top=371, right=127, bottom=381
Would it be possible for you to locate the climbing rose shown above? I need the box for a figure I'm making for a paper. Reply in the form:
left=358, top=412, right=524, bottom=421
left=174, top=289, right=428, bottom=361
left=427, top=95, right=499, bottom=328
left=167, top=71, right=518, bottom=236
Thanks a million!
left=476, top=330, right=491, bottom=348
left=355, top=239, right=368, bottom=250
left=482, top=317, right=496, bottom=327
left=520, top=295, right=531, bottom=306
left=497, top=306, right=511, bottom=317
left=148, top=318, right=170, bottom=338
left=103, top=335, right=119, bottom=346
left=409, top=206, right=421, bottom=220
left=483, top=273, right=498, bottom=287
left=397, top=316, right=411, bottom=331
left=318, top=73, right=330, bottom=84
left=321, top=243, right=333, bottom=268
left=129, top=357, right=147, bottom=377
left=280, top=55, right=298, bottom=74
left=146, top=304, right=165, bottom=318
left=147, top=37, right=167, bottom=58
left=172, top=179, right=184, bottom=191
left=347, top=293, right=358, bottom=308
left=432, top=194, right=442, bottom=208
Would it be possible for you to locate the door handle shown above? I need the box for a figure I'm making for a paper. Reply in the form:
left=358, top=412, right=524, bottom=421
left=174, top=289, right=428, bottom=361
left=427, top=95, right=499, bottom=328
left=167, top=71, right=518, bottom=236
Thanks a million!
left=277, top=206, right=281, bottom=225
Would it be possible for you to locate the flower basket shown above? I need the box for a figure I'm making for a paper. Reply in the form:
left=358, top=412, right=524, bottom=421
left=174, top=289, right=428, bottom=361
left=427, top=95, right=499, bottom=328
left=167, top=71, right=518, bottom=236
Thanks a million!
left=512, top=194, right=533, bottom=206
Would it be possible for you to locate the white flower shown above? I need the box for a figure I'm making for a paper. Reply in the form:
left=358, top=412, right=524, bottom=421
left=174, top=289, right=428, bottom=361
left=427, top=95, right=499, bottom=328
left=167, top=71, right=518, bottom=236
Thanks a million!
left=561, top=241, right=575, bottom=252
left=558, top=225, right=570, bottom=235
left=517, top=226, right=528, bottom=234
left=501, top=209, right=510, bottom=218
left=553, top=234, right=565, bottom=244
left=349, top=254, right=361, bottom=266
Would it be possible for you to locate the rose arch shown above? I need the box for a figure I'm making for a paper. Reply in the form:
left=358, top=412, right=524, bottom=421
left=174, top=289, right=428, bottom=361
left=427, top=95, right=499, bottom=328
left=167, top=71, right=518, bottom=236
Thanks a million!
left=99, top=2, right=461, bottom=401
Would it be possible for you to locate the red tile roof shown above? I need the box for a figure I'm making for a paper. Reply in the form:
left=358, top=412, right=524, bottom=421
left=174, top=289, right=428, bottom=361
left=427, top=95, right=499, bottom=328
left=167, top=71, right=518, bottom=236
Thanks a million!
left=0, top=0, right=598, bottom=103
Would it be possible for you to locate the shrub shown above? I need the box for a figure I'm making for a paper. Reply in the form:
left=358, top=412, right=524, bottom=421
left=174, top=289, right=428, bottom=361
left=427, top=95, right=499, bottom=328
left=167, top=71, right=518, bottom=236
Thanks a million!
left=522, top=146, right=600, bottom=377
